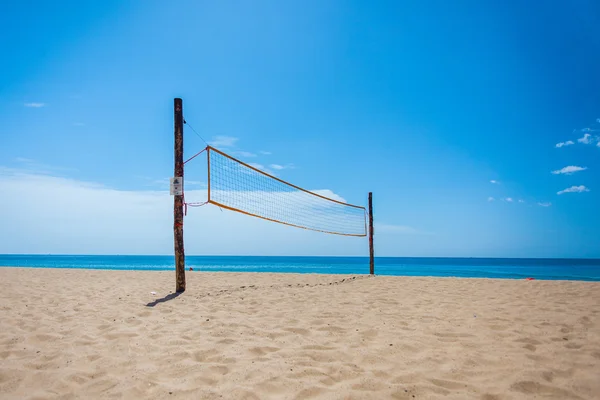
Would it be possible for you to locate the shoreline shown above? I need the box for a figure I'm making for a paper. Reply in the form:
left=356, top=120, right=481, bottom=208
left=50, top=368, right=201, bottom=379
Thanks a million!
left=1, top=265, right=599, bottom=282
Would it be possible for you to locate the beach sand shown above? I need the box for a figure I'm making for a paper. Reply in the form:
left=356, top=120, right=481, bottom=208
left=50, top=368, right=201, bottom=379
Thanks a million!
left=0, top=268, right=599, bottom=399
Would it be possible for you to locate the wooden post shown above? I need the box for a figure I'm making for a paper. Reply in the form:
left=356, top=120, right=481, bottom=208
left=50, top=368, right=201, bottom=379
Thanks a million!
left=174, top=98, right=186, bottom=292
left=368, top=192, right=374, bottom=275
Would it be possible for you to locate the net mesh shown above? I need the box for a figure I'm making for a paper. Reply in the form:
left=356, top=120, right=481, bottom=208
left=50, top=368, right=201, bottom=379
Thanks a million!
left=207, top=147, right=366, bottom=236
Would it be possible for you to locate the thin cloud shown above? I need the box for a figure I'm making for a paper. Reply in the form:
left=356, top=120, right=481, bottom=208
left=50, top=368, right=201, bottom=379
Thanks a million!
left=310, top=189, right=347, bottom=203
left=270, top=164, right=294, bottom=171
left=487, top=197, right=495, bottom=202
left=249, top=163, right=265, bottom=170
left=537, top=202, right=552, bottom=207
left=232, top=151, right=256, bottom=158
left=248, top=163, right=276, bottom=176
left=555, top=141, right=574, bottom=148
left=260, top=151, right=272, bottom=155
left=518, top=199, right=525, bottom=203
left=209, top=136, right=238, bottom=148
left=505, top=197, right=513, bottom=202
left=551, top=165, right=587, bottom=175
left=185, top=180, right=207, bottom=187
left=557, top=185, right=590, bottom=195
left=578, top=133, right=593, bottom=144
left=150, top=178, right=171, bottom=187
left=24, top=102, right=45, bottom=108
left=8, top=158, right=75, bottom=176
left=72, top=122, right=85, bottom=127
left=490, top=180, right=499, bottom=184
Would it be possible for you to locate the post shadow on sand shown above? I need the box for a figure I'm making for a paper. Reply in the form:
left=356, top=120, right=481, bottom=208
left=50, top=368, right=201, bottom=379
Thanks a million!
left=146, top=292, right=182, bottom=307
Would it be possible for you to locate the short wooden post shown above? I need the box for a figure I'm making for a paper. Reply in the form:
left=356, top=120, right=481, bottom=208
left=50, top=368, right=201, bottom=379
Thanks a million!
left=368, top=192, right=374, bottom=275
left=174, top=98, right=186, bottom=292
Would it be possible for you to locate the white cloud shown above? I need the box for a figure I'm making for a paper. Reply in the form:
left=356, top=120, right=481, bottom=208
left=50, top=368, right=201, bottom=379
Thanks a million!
left=578, top=133, right=593, bottom=144
left=505, top=197, right=513, bottom=202
left=269, top=164, right=294, bottom=171
left=551, top=165, right=587, bottom=175
left=232, top=151, right=256, bottom=158
left=597, top=118, right=600, bottom=124
left=555, top=141, right=574, bottom=148
left=248, top=162, right=265, bottom=170
left=518, top=199, right=525, bottom=203
left=209, top=136, right=238, bottom=148
left=537, top=202, right=552, bottom=207
left=487, top=197, right=495, bottom=202
left=260, top=151, right=272, bottom=155
left=310, top=189, right=347, bottom=203
left=597, top=141, right=600, bottom=148
left=185, top=180, right=207, bottom=187
left=490, top=180, right=499, bottom=184
left=24, top=102, right=45, bottom=108
left=557, top=185, right=590, bottom=195
left=246, top=163, right=295, bottom=176
left=247, top=163, right=276, bottom=176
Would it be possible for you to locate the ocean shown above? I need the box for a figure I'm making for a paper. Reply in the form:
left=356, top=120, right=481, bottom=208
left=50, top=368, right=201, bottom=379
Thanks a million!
left=0, top=255, right=599, bottom=281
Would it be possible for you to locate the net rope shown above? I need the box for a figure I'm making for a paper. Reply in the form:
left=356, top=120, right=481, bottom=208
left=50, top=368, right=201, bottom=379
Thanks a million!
left=206, top=147, right=367, bottom=237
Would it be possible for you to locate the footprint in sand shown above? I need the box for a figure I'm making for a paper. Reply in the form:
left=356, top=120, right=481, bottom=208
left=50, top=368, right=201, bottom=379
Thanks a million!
left=301, top=345, right=336, bottom=351
left=283, top=327, right=311, bottom=336
left=248, top=346, right=280, bottom=356
left=294, top=386, right=327, bottom=399
left=515, top=337, right=542, bottom=345
left=428, top=378, right=469, bottom=390
left=523, top=343, right=537, bottom=352
left=480, top=394, right=502, bottom=400
left=207, top=365, right=230, bottom=376
left=560, top=326, right=573, bottom=334
left=510, top=380, right=582, bottom=399
left=565, top=342, right=583, bottom=350
left=193, top=349, right=219, bottom=362
left=86, top=354, right=102, bottom=362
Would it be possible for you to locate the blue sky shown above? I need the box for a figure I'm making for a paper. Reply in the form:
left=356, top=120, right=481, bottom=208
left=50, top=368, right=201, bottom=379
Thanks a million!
left=1, top=0, right=599, bottom=257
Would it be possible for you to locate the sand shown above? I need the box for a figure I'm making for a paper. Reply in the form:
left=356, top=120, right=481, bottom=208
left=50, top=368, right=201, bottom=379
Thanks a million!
left=0, top=268, right=599, bottom=400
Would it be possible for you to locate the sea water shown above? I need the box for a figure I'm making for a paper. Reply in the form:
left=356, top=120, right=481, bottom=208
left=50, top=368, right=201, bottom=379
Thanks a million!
left=0, top=255, right=599, bottom=281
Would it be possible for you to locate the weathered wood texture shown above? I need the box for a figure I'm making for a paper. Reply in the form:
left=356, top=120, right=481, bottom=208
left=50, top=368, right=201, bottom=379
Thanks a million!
left=174, top=98, right=186, bottom=292
left=368, top=192, right=374, bottom=275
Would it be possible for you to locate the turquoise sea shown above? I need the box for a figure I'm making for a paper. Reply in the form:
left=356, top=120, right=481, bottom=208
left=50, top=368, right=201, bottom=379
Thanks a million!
left=1, top=255, right=599, bottom=281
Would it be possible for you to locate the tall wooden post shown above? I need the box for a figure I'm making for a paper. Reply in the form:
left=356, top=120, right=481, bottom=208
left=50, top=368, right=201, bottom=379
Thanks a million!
left=174, top=98, right=186, bottom=292
left=368, top=192, right=374, bottom=275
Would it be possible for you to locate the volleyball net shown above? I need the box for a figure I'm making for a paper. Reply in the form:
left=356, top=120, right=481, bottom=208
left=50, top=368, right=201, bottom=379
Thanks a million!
left=204, top=146, right=367, bottom=237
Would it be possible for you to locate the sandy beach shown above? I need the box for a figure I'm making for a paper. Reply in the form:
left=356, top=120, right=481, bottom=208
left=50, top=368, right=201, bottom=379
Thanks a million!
left=0, top=268, right=599, bottom=399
